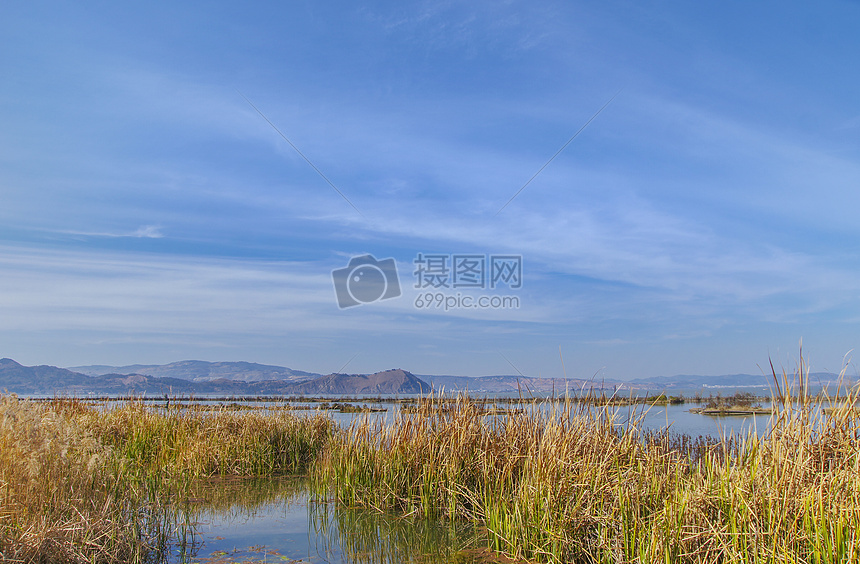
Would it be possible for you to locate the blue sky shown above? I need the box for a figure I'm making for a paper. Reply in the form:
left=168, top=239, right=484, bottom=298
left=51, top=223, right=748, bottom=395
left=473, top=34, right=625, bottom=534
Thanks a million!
left=2, top=1, right=859, bottom=380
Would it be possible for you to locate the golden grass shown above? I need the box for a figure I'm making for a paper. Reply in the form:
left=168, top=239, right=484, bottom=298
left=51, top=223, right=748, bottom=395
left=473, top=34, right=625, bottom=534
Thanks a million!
left=0, top=394, right=160, bottom=563
left=313, top=387, right=860, bottom=563
left=0, top=395, right=335, bottom=563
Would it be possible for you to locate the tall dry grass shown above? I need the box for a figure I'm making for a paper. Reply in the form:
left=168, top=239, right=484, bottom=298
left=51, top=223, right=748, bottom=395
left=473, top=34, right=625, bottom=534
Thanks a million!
left=1, top=396, right=336, bottom=563
left=0, top=394, right=162, bottom=563
left=313, top=386, right=860, bottom=563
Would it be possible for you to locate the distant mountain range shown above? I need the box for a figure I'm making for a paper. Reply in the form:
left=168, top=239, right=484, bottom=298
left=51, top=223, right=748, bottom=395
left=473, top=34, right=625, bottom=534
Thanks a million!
left=1, top=357, right=848, bottom=396
left=64, top=360, right=608, bottom=394
left=0, top=359, right=428, bottom=395
left=0, top=358, right=99, bottom=394
left=628, top=371, right=847, bottom=390
left=419, top=374, right=606, bottom=394
left=70, top=360, right=317, bottom=383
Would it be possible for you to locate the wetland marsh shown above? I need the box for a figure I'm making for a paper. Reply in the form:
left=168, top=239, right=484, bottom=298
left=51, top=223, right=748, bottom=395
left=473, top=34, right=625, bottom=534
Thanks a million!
left=3, top=377, right=860, bottom=563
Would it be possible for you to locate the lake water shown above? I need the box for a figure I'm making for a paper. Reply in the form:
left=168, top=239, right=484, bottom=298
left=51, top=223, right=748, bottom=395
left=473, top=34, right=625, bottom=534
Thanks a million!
left=320, top=400, right=775, bottom=438
left=167, top=477, right=484, bottom=564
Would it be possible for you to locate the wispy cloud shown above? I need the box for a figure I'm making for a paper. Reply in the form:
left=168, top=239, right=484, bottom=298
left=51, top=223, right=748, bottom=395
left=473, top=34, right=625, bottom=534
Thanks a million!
left=51, top=225, right=165, bottom=239
left=131, top=225, right=163, bottom=238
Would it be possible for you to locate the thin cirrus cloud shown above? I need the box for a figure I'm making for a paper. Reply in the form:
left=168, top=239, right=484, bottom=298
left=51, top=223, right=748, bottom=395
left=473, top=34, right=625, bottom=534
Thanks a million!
left=0, top=245, right=335, bottom=333
left=14, top=75, right=853, bottom=324
left=42, top=225, right=166, bottom=239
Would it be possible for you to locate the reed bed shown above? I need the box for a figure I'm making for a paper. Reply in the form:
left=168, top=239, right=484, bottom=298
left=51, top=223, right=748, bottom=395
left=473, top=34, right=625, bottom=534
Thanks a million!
left=0, top=394, right=165, bottom=563
left=313, top=389, right=860, bottom=563
left=80, top=400, right=334, bottom=479
left=1, top=395, right=336, bottom=563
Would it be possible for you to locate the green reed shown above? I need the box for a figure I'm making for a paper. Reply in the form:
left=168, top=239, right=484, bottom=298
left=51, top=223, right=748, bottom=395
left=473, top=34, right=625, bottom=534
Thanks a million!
left=312, top=382, right=860, bottom=563
left=81, top=400, right=335, bottom=480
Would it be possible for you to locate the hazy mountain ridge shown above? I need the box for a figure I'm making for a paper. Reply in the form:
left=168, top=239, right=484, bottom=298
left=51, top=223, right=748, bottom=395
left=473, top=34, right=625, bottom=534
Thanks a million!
left=0, top=358, right=95, bottom=393
left=421, top=374, right=614, bottom=393
left=1, top=359, right=426, bottom=395
left=629, top=372, right=847, bottom=389
left=69, top=360, right=318, bottom=383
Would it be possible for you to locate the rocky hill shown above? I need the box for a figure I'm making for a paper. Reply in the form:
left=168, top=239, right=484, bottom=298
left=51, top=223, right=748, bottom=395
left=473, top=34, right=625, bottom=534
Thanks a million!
left=287, top=369, right=431, bottom=395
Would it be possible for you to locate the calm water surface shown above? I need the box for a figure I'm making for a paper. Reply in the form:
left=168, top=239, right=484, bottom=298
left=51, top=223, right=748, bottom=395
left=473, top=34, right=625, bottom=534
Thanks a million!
left=168, top=478, right=482, bottom=564
left=324, top=400, right=775, bottom=438
left=67, top=394, right=786, bottom=439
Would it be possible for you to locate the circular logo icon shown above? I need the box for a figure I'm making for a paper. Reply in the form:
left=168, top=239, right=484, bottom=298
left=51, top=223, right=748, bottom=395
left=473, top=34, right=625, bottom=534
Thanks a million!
left=347, top=264, right=388, bottom=303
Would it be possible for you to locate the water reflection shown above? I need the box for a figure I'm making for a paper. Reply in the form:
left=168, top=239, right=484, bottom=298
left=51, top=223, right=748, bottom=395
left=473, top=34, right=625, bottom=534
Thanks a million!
left=166, top=478, right=482, bottom=564
left=167, top=477, right=307, bottom=563
left=67, top=394, right=784, bottom=439
left=311, top=501, right=482, bottom=564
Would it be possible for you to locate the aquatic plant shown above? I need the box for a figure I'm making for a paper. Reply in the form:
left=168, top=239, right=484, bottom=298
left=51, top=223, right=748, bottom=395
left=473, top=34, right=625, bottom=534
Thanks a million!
left=313, top=368, right=860, bottom=563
